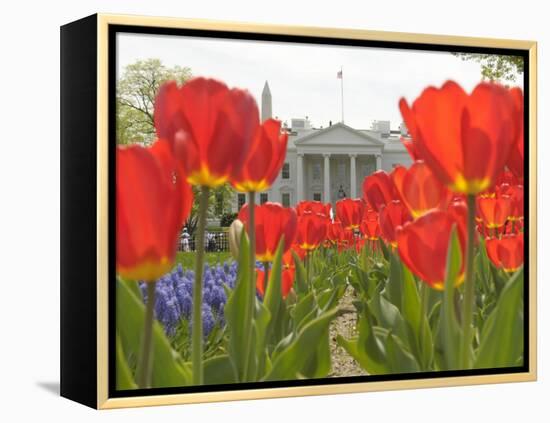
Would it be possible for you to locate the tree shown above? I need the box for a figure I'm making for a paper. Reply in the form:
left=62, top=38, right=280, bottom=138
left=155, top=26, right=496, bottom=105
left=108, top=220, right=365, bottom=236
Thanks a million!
left=116, top=59, right=192, bottom=145
left=453, top=53, right=524, bottom=83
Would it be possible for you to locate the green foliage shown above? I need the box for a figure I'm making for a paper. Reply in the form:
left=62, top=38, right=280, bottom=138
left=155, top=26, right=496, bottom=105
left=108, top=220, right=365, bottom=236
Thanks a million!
left=221, top=236, right=348, bottom=382
left=116, top=232, right=524, bottom=386
left=436, top=230, right=463, bottom=370
left=453, top=53, right=524, bottom=83
left=116, top=58, right=192, bottom=146
left=220, top=212, right=238, bottom=227
left=224, top=231, right=255, bottom=381
left=116, top=333, right=137, bottom=390
left=338, top=228, right=524, bottom=375
left=116, top=278, right=191, bottom=388
left=175, top=251, right=232, bottom=270
left=475, top=267, right=524, bottom=369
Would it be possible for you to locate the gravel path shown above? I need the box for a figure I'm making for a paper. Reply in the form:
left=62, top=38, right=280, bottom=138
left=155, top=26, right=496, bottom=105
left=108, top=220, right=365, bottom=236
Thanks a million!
left=328, top=286, right=367, bottom=377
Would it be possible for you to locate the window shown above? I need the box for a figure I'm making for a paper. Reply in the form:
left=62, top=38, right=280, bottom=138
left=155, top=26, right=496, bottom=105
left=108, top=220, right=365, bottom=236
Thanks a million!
left=237, top=193, right=246, bottom=211
left=313, top=192, right=321, bottom=202
left=260, top=193, right=268, bottom=204
left=313, top=162, right=321, bottom=181
left=282, top=193, right=290, bottom=207
left=282, top=162, right=290, bottom=179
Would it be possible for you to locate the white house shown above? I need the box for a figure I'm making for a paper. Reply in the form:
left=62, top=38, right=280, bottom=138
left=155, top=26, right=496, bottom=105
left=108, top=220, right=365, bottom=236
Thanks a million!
left=232, top=81, right=413, bottom=212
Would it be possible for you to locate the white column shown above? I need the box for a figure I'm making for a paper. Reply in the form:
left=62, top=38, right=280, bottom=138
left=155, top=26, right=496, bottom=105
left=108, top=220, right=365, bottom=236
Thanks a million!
left=297, top=153, right=304, bottom=202
left=349, top=153, right=357, bottom=198
left=376, top=154, right=382, bottom=171
left=323, top=153, right=331, bottom=203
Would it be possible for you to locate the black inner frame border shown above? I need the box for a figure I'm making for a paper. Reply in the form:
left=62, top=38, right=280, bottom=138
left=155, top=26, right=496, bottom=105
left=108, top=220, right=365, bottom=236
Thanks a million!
left=108, top=23, right=531, bottom=399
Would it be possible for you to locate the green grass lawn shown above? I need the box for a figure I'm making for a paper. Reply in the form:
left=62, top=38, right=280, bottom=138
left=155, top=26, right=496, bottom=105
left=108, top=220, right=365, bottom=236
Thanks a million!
left=175, top=251, right=233, bottom=271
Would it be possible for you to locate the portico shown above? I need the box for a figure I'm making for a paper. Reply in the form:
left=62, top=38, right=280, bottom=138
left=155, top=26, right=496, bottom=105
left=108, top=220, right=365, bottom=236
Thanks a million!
left=294, top=123, right=385, bottom=205
left=231, top=87, right=413, bottom=213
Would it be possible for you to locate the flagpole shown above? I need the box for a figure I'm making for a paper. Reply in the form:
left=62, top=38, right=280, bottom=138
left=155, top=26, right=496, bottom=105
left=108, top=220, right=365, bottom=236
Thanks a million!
left=340, top=66, right=344, bottom=123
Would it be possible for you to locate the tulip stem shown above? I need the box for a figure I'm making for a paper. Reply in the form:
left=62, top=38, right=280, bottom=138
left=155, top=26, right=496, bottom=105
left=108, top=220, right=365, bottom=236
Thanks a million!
left=306, top=252, right=311, bottom=286
left=242, top=191, right=256, bottom=382
left=461, top=194, right=476, bottom=369
left=137, top=281, right=156, bottom=389
left=192, top=185, right=210, bottom=385
left=263, top=262, right=269, bottom=291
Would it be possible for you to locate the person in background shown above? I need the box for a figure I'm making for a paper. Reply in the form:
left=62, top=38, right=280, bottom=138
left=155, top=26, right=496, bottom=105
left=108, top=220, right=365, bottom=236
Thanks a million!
left=181, top=227, right=190, bottom=252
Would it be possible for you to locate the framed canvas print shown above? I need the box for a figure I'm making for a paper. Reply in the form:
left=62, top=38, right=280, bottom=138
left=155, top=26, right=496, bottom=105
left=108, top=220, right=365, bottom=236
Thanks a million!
left=60, top=13, right=537, bottom=409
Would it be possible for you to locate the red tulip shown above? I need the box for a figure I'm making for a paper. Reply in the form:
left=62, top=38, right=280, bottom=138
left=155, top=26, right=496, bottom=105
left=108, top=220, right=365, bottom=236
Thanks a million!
left=401, top=137, right=421, bottom=161
left=399, top=81, right=519, bottom=194
left=379, top=201, right=412, bottom=247
left=360, top=219, right=380, bottom=241
left=256, top=267, right=295, bottom=299
left=296, top=212, right=328, bottom=251
left=282, top=267, right=296, bottom=298
left=363, top=170, right=399, bottom=212
left=499, top=184, right=524, bottom=221
left=394, top=161, right=452, bottom=218
left=326, top=220, right=345, bottom=245
left=289, top=243, right=307, bottom=262
left=485, top=233, right=524, bottom=272
left=116, top=139, right=193, bottom=281
left=477, top=223, right=491, bottom=239
left=397, top=209, right=467, bottom=290
left=296, top=200, right=332, bottom=218
left=338, top=228, right=355, bottom=252
left=238, top=202, right=297, bottom=262
left=363, top=204, right=378, bottom=222
left=282, top=249, right=295, bottom=269
left=506, top=88, right=524, bottom=181
left=336, top=198, right=364, bottom=230
left=390, top=165, right=407, bottom=200
left=447, top=199, right=469, bottom=243
left=231, top=119, right=288, bottom=192
left=155, top=77, right=259, bottom=187
left=495, top=170, right=520, bottom=187
left=477, top=196, right=512, bottom=229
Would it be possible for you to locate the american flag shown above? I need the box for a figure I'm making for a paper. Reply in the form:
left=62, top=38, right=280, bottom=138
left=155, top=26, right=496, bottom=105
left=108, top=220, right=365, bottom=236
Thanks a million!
left=337, top=69, right=343, bottom=79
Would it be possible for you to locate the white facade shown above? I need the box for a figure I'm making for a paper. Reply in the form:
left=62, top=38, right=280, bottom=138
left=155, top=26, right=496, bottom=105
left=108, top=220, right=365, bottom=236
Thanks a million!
left=232, top=82, right=413, bottom=212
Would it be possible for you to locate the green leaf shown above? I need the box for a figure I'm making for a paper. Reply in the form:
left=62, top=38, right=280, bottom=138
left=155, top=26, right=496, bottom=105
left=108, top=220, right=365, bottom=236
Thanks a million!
left=292, top=250, right=308, bottom=294
left=337, top=312, right=389, bottom=375
left=385, top=332, right=420, bottom=373
left=386, top=252, right=403, bottom=309
left=116, top=332, right=137, bottom=390
left=475, top=267, right=524, bottom=369
left=254, top=300, right=272, bottom=377
left=265, top=308, right=338, bottom=381
left=437, top=228, right=463, bottom=370
left=273, top=299, right=291, bottom=343
left=293, top=292, right=315, bottom=328
left=301, top=326, right=332, bottom=378
left=380, top=239, right=390, bottom=261
left=317, top=284, right=346, bottom=313
left=401, top=264, right=434, bottom=370
left=476, top=238, right=495, bottom=296
left=368, top=291, right=408, bottom=343
left=262, top=238, right=285, bottom=347
left=224, top=230, right=256, bottom=381
left=203, top=354, right=238, bottom=385
left=116, top=279, right=191, bottom=387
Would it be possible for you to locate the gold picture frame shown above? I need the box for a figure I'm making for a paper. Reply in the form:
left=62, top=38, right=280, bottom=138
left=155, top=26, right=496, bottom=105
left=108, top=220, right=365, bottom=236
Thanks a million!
left=60, top=13, right=537, bottom=409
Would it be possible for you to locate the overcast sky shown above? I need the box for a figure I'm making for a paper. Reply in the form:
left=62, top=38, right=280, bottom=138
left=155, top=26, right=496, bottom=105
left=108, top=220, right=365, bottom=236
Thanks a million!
left=117, top=33, right=523, bottom=130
